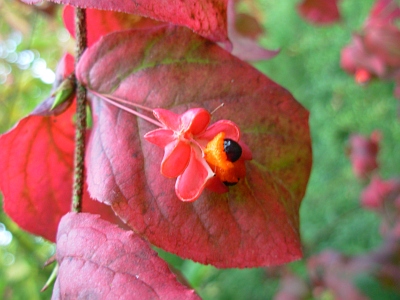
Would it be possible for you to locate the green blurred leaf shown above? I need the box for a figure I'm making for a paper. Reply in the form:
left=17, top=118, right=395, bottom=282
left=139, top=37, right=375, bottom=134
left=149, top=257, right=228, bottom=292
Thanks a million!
left=355, top=273, right=400, bottom=300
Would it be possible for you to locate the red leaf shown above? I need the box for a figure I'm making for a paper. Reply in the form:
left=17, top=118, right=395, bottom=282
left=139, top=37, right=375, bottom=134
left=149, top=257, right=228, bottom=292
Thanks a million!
left=348, top=131, right=380, bottom=180
left=340, top=0, right=400, bottom=98
left=63, top=3, right=277, bottom=62
left=297, top=0, right=341, bottom=25
left=364, top=24, right=400, bottom=67
left=360, top=176, right=400, bottom=209
left=360, top=176, right=400, bottom=237
left=63, top=6, right=164, bottom=46
left=341, top=34, right=386, bottom=80
left=0, top=106, right=74, bottom=242
left=52, top=213, right=200, bottom=300
left=77, top=26, right=312, bottom=267
left=50, top=0, right=229, bottom=45
left=234, top=13, right=263, bottom=39
left=226, top=0, right=279, bottom=61
left=367, top=0, right=400, bottom=24
left=0, top=102, right=119, bottom=241
left=0, top=55, right=119, bottom=241
left=363, top=0, right=400, bottom=69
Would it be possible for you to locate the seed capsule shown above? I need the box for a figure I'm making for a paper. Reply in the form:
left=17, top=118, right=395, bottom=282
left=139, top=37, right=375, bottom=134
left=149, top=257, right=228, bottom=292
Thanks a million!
left=223, top=181, right=238, bottom=186
left=204, top=133, right=246, bottom=186
left=223, top=139, right=242, bottom=162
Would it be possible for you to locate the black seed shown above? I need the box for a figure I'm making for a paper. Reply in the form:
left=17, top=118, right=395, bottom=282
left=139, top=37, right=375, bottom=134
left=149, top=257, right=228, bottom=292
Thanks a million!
left=223, top=181, right=238, bottom=186
left=223, top=139, right=242, bottom=162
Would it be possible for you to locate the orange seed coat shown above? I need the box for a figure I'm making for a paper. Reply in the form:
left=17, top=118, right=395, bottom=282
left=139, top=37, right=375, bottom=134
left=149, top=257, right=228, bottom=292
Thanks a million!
left=204, top=132, right=246, bottom=183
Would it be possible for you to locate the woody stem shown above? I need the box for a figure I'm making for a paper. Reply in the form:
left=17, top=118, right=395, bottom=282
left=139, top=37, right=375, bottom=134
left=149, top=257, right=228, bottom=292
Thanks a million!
left=71, top=8, right=87, bottom=213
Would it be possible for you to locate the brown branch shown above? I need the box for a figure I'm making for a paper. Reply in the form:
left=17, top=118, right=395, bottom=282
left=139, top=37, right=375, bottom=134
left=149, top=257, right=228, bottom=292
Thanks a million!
left=71, top=8, right=87, bottom=213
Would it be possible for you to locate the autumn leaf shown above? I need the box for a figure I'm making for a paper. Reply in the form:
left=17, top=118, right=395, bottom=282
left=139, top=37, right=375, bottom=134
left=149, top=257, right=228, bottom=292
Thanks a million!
left=0, top=55, right=119, bottom=242
left=62, top=6, right=164, bottom=46
left=307, top=241, right=400, bottom=300
left=0, top=106, right=74, bottom=241
left=348, top=132, right=380, bottom=180
left=226, top=0, right=279, bottom=61
left=77, top=26, right=312, bottom=268
left=49, top=0, right=229, bottom=45
left=52, top=213, right=200, bottom=300
left=63, top=3, right=277, bottom=62
left=367, top=0, right=400, bottom=24
left=361, top=176, right=400, bottom=209
left=63, top=1, right=279, bottom=63
left=341, top=34, right=386, bottom=83
left=341, top=0, right=400, bottom=98
left=297, top=0, right=341, bottom=25
left=360, top=175, right=400, bottom=237
left=0, top=102, right=121, bottom=242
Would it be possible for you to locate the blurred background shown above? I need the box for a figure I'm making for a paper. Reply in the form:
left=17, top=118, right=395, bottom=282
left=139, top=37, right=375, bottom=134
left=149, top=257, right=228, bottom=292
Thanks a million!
left=1, top=0, right=399, bottom=299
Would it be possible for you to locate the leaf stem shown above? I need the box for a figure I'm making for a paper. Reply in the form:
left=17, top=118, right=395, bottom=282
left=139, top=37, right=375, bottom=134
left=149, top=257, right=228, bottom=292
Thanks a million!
left=101, top=93, right=154, bottom=112
left=90, top=90, right=164, bottom=128
left=71, top=8, right=87, bottom=213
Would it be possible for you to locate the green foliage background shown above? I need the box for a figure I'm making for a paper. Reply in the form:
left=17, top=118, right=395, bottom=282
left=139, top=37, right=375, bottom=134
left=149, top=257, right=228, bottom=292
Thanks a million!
left=1, top=0, right=399, bottom=299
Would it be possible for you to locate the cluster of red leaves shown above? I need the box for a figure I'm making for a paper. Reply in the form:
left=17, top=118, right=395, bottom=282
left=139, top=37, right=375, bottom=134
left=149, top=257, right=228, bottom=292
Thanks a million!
left=268, top=1, right=400, bottom=293
left=270, top=126, right=400, bottom=299
left=297, top=0, right=341, bottom=25
left=0, top=0, right=313, bottom=298
left=349, top=131, right=400, bottom=241
left=306, top=238, right=400, bottom=300
left=274, top=238, right=400, bottom=299
left=348, top=131, right=400, bottom=237
left=271, top=130, right=400, bottom=299
left=77, top=24, right=311, bottom=268
left=341, top=0, right=400, bottom=99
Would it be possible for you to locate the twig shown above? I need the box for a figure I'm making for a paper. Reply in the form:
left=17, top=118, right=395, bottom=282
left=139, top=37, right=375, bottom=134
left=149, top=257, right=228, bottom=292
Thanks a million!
left=71, top=8, right=87, bottom=213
